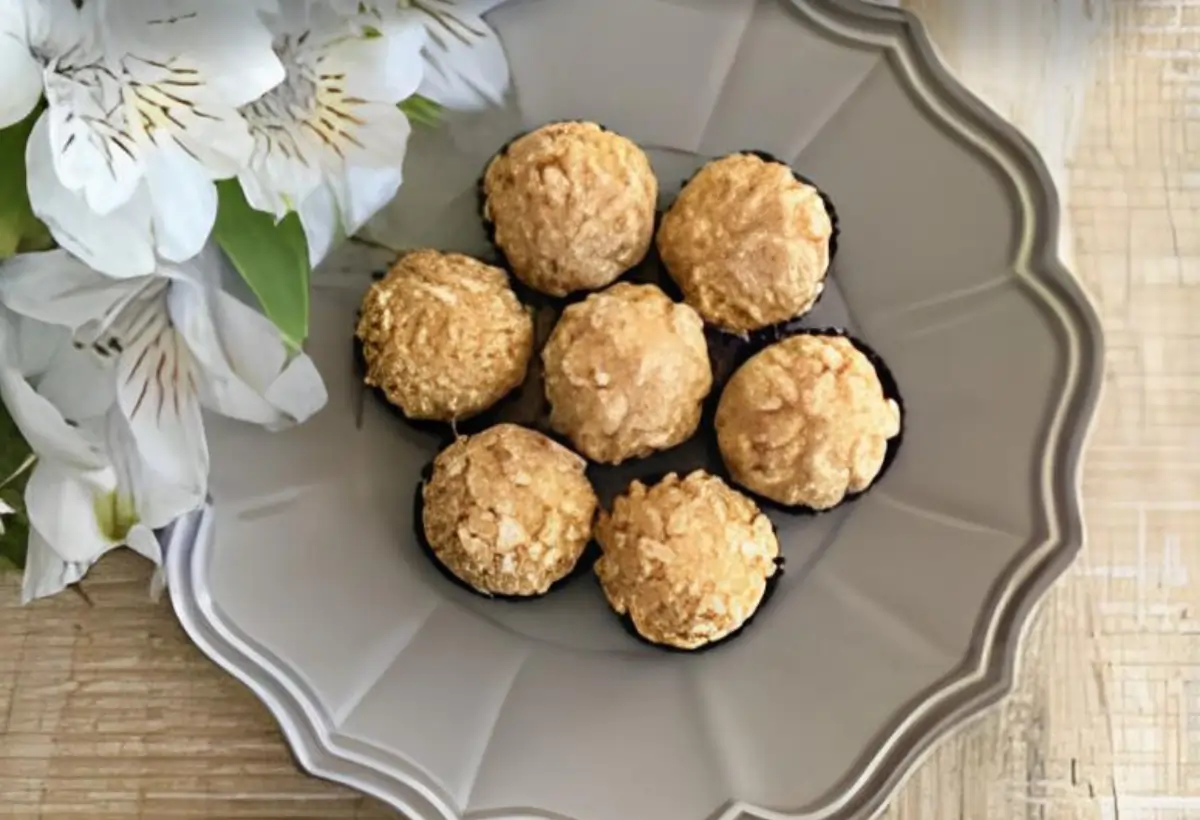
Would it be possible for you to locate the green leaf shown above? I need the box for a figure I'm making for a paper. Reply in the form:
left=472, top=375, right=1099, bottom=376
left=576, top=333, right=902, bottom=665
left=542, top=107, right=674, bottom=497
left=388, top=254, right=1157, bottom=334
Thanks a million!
left=0, top=487, right=30, bottom=571
left=212, top=179, right=311, bottom=349
left=17, top=213, right=54, bottom=253
left=0, top=100, right=53, bottom=259
left=398, top=94, right=443, bottom=128
left=0, top=404, right=34, bottom=572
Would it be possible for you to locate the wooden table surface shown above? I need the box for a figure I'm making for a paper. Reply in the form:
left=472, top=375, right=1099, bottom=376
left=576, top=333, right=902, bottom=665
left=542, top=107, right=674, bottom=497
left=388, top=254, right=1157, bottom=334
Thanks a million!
left=3, top=1, right=1198, bottom=817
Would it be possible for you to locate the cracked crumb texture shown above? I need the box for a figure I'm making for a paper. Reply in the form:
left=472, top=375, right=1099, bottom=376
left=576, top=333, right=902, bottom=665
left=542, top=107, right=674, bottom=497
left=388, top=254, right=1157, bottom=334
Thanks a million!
left=657, top=153, right=833, bottom=334
left=355, top=249, right=534, bottom=422
left=482, top=121, right=658, bottom=297
left=421, top=424, right=599, bottom=597
left=716, top=335, right=902, bottom=510
left=541, top=282, right=713, bottom=465
left=595, top=471, right=780, bottom=650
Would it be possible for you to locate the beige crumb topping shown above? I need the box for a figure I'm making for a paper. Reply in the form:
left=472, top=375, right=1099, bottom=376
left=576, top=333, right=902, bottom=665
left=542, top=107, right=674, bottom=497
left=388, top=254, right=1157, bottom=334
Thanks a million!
left=355, top=250, right=534, bottom=422
left=715, top=335, right=902, bottom=510
left=657, top=153, right=833, bottom=334
left=541, top=282, right=713, bottom=465
left=422, top=424, right=599, bottom=597
left=482, top=121, right=658, bottom=297
left=595, top=471, right=780, bottom=650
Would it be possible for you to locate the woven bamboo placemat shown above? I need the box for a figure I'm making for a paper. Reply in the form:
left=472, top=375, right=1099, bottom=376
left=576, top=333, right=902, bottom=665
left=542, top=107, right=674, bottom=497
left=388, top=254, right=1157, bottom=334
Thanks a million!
left=1, top=2, right=1196, bottom=817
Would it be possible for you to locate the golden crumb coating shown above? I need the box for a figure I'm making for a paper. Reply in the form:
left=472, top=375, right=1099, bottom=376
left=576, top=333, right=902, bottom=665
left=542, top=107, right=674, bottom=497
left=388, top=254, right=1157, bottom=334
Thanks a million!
left=422, top=424, right=599, bottom=597
left=483, top=121, right=658, bottom=296
left=657, top=153, right=832, bottom=334
left=595, top=471, right=780, bottom=650
left=715, top=335, right=901, bottom=510
left=541, top=283, right=712, bottom=465
left=356, top=250, right=533, bottom=422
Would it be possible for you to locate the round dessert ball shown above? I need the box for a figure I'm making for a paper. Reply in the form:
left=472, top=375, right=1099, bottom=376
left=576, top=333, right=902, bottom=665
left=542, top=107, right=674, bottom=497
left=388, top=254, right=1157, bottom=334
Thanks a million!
left=541, top=282, right=712, bottom=465
left=482, top=121, right=658, bottom=297
left=715, top=334, right=902, bottom=510
left=356, top=249, right=534, bottom=422
left=595, top=471, right=780, bottom=651
left=657, top=152, right=834, bottom=334
left=421, top=424, right=599, bottom=598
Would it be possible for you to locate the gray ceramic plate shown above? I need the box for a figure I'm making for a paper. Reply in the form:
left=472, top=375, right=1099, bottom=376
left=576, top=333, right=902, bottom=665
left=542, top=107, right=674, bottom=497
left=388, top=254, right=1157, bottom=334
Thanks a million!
left=165, top=0, right=1104, bottom=818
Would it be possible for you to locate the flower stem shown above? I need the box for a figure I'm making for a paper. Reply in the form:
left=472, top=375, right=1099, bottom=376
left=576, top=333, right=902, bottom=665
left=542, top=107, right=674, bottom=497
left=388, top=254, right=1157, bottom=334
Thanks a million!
left=0, top=453, right=36, bottom=491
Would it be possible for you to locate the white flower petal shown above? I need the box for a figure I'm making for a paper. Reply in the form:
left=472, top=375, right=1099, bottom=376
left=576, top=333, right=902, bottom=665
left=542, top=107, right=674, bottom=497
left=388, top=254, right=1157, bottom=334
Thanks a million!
left=0, top=308, right=106, bottom=469
left=240, top=1, right=426, bottom=218
left=106, top=0, right=286, bottom=108
left=35, top=0, right=95, bottom=54
left=43, top=1, right=284, bottom=214
left=0, top=249, right=139, bottom=328
left=0, top=1, right=44, bottom=129
left=99, top=0, right=277, bottom=180
left=167, top=264, right=327, bottom=427
left=24, top=460, right=119, bottom=563
left=169, top=110, right=256, bottom=180
left=19, top=1, right=132, bottom=212
left=20, top=479, right=168, bottom=603
left=238, top=155, right=322, bottom=222
left=25, top=116, right=158, bottom=278
left=35, top=343, right=117, bottom=424
left=43, top=72, right=145, bottom=215
left=206, top=292, right=289, bottom=392
left=262, top=351, right=326, bottom=426
left=103, top=409, right=203, bottom=529
left=338, top=100, right=413, bottom=169
left=98, top=417, right=199, bottom=533
left=19, top=387, right=182, bottom=605
left=297, top=183, right=341, bottom=267
left=165, top=263, right=285, bottom=423
left=0, top=366, right=105, bottom=468
left=115, top=319, right=209, bottom=500
left=410, top=1, right=510, bottom=110
left=265, top=0, right=345, bottom=43
left=333, top=17, right=427, bottom=103
left=209, top=290, right=327, bottom=425
left=12, top=312, right=63, bottom=378
left=126, top=524, right=166, bottom=601
left=235, top=170, right=288, bottom=223
left=143, top=136, right=219, bottom=263
left=333, top=163, right=405, bottom=237
left=21, top=528, right=96, bottom=604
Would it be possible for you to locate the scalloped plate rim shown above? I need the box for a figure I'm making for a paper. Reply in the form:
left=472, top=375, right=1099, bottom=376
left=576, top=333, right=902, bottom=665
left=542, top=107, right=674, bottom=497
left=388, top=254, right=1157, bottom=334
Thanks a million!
left=164, top=0, right=1106, bottom=818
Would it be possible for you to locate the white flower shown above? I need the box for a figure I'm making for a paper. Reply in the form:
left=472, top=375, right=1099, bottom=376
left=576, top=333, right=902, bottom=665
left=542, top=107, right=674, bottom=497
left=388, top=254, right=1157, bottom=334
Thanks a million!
left=19, top=414, right=184, bottom=604
left=17, top=409, right=196, bottom=604
left=0, top=296, right=206, bottom=523
left=236, top=2, right=426, bottom=264
left=0, top=247, right=328, bottom=506
left=0, top=0, right=57, bottom=129
left=0, top=305, right=188, bottom=601
left=335, top=0, right=511, bottom=111
left=0, top=304, right=106, bottom=471
left=404, top=0, right=511, bottom=111
left=2, top=0, right=286, bottom=277
left=21, top=522, right=163, bottom=604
